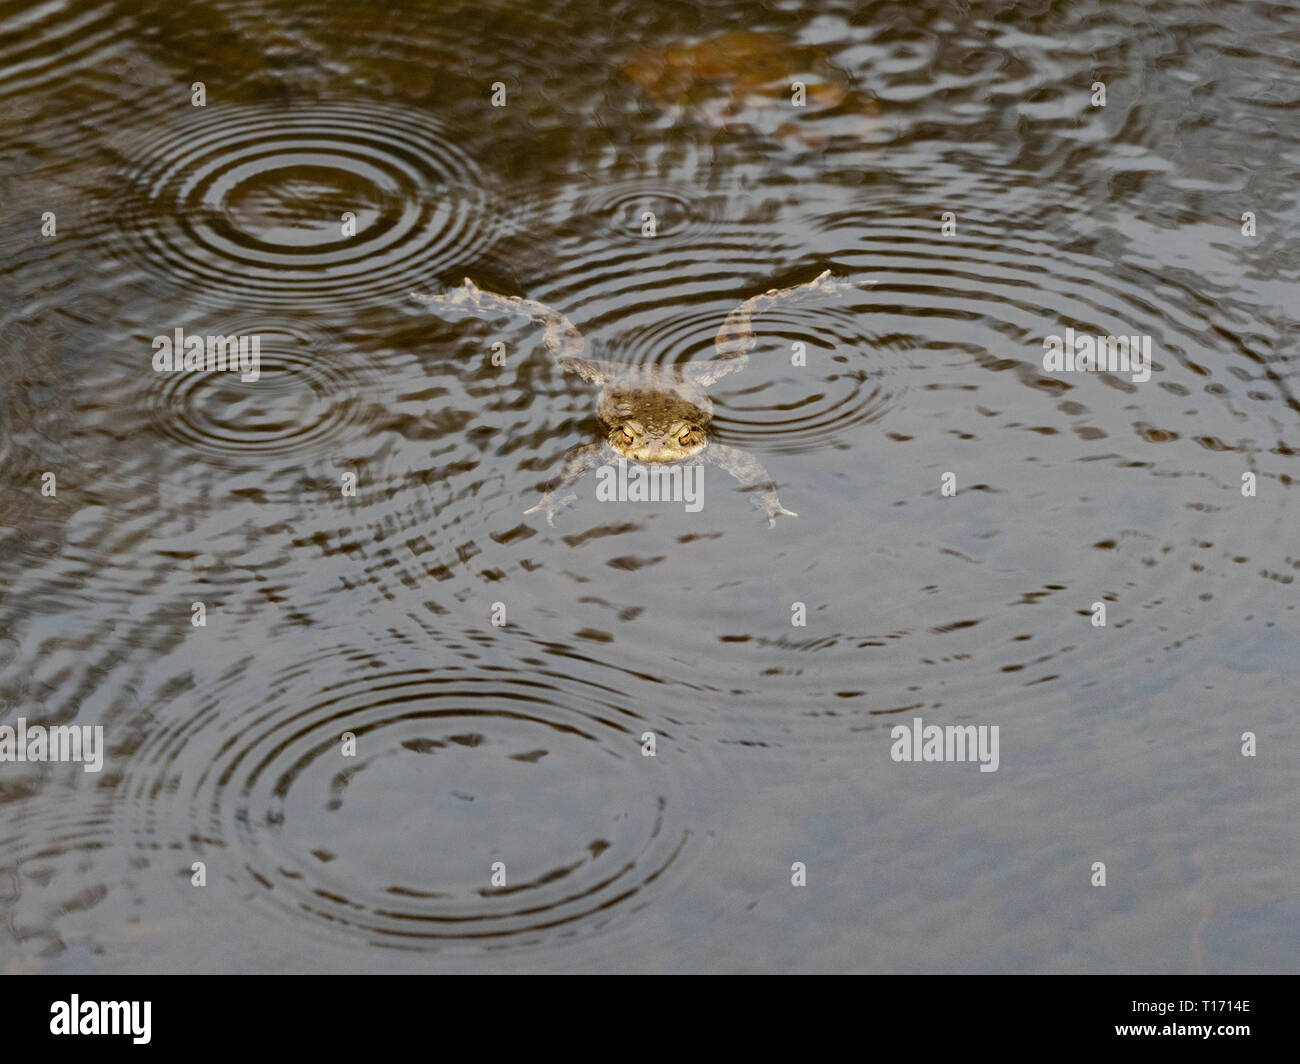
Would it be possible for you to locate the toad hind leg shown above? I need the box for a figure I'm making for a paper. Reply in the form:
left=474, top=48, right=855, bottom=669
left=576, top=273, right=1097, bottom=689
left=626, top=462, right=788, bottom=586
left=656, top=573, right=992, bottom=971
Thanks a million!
left=705, top=443, right=798, bottom=527
left=710, top=269, right=871, bottom=370
left=411, top=278, right=591, bottom=372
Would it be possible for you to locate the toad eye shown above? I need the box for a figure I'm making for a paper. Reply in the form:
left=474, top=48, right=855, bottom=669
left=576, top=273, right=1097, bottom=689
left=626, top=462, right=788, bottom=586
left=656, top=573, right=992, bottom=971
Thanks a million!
left=621, top=427, right=635, bottom=445
left=678, top=428, right=692, bottom=446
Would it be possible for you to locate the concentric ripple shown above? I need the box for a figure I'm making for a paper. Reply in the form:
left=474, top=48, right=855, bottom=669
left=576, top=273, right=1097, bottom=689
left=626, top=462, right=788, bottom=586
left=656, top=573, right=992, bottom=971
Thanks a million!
left=109, top=102, right=506, bottom=311
left=119, top=639, right=701, bottom=950
left=147, top=317, right=367, bottom=465
left=702, top=302, right=899, bottom=452
left=560, top=180, right=725, bottom=248
left=586, top=295, right=900, bottom=451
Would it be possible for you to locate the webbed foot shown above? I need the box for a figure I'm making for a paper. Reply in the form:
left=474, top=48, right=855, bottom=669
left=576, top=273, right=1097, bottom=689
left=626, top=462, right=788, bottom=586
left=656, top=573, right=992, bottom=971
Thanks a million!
left=715, top=270, right=875, bottom=360
left=410, top=280, right=587, bottom=365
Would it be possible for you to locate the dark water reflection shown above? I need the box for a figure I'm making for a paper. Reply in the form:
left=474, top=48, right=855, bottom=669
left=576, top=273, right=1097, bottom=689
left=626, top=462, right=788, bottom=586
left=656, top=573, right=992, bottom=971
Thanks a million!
left=1, top=0, right=1297, bottom=972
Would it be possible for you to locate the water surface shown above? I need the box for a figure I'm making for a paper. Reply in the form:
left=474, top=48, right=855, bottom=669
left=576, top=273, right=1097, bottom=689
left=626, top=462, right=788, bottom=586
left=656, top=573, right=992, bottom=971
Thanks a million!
left=1, top=0, right=1297, bottom=972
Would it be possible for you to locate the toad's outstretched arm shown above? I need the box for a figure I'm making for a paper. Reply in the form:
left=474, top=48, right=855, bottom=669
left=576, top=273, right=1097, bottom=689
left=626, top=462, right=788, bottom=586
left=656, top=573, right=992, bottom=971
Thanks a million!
left=705, top=443, right=798, bottom=527
left=523, top=442, right=610, bottom=526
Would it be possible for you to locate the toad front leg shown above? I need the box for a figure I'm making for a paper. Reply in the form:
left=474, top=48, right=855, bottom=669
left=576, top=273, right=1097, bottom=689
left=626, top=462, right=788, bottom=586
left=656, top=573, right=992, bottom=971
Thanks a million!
left=524, top=442, right=609, bottom=526
left=704, top=443, right=798, bottom=527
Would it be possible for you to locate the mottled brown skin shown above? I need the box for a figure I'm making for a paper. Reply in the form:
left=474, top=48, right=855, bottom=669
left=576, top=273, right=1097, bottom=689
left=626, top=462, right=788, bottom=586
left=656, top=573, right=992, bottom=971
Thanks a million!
left=623, top=31, right=849, bottom=115
left=411, top=271, right=863, bottom=526
left=621, top=30, right=868, bottom=147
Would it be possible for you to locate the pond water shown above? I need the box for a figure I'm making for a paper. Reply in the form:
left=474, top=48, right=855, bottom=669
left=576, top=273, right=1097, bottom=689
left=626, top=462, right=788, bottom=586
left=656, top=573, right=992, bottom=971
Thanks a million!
left=1, top=0, right=1297, bottom=972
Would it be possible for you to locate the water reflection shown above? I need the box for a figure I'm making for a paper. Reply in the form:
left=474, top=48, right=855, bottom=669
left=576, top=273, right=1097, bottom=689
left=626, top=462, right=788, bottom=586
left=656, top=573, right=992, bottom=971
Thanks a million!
left=1, top=0, right=1297, bottom=973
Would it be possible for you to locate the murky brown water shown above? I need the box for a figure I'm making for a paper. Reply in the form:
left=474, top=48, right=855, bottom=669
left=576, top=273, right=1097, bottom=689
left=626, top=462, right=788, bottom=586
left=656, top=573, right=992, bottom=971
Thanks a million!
left=1, top=0, right=1297, bottom=973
